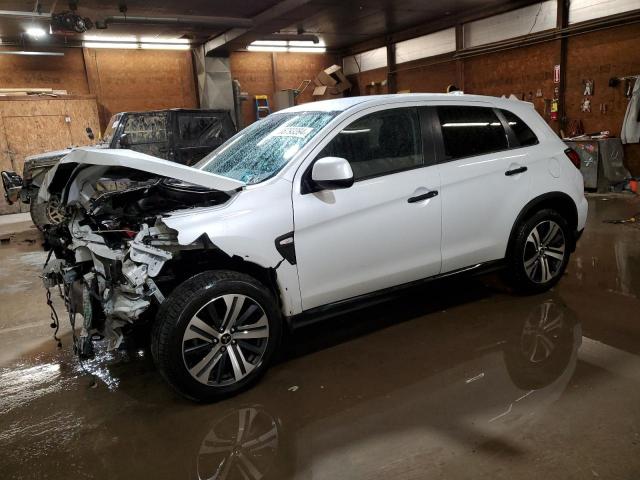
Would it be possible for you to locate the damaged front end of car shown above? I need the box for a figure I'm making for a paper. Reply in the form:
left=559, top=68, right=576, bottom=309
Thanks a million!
left=40, top=148, right=245, bottom=357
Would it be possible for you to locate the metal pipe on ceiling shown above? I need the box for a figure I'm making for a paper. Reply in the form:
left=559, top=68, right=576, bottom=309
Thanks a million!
left=259, top=33, right=320, bottom=43
left=101, top=15, right=253, bottom=29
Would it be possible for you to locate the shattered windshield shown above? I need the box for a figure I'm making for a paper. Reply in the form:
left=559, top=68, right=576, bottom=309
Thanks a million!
left=102, top=113, right=123, bottom=146
left=195, top=111, right=337, bottom=184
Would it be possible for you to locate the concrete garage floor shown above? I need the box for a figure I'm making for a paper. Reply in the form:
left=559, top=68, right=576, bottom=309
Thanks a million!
left=0, top=195, right=639, bottom=480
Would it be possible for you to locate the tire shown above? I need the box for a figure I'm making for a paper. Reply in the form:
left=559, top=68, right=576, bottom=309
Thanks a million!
left=29, top=198, right=48, bottom=231
left=151, top=270, right=282, bottom=402
left=29, top=194, right=64, bottom=231
left=506, top=209, right=571, bottom=294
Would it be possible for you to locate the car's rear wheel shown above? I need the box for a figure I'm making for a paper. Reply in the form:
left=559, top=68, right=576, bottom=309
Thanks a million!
left=506, top=209, right=571, bottom=293
left=151, top=270, right=282, bottom=402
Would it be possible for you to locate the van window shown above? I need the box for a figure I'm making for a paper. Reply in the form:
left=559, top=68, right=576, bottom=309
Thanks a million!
left=436, top=106, right=508, bottom=160
left=500, top=109, right=538, bottom=147
left=319, top=108, right=423, bottom=180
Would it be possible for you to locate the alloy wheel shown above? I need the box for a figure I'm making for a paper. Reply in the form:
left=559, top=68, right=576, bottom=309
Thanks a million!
left=197, top=407, right=279, bottom=480
left=182, top=294, right=270, bottom=386
left=520, top=301, right=564, bottom=363
left=46, top=196, right=65, bottom=225
left=522, top=220, right=566, bottom=284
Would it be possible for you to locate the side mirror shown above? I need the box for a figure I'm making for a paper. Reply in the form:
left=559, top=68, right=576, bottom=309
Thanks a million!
left=119, top=133, right=131, bottom=148
left=311, top=157, right=354, bottom=190
left=85, top=127, right=95, bottom=140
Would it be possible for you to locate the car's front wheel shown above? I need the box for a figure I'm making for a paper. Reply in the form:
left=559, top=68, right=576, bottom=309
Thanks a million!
left=507, top=209, right=571, bottom=293
left=151, top=270, right=282, bottom=402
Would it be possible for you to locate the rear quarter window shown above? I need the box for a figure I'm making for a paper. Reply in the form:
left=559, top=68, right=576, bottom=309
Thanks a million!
left=500, top=109, right=538, bottom=147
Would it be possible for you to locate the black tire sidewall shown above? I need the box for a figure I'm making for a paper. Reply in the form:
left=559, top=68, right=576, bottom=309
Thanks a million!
left=508, top=209, right=571, bottom=294
left=152, top=271, right=282, bottom=402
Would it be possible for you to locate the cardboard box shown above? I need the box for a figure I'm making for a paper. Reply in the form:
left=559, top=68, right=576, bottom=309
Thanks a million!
left=313, top=64, right=352, bottom=97
left=312, top=85, right=328, bottom=97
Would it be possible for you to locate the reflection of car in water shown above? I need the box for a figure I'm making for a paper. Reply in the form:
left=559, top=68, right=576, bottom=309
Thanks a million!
left=0, top=109, right=236, bottom=229
left=193, top=295, right=581, bottom=480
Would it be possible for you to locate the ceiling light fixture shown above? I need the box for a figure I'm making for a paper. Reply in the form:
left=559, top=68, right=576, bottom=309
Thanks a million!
left=247, top=39, right=326, bottom=53
left=83, top=41, right=139, bottom=49
left=25, top=27, right=47, bottom=38
left=0, top=50, right=64, bottom=56
left=82, top=35, right=190, bottom=50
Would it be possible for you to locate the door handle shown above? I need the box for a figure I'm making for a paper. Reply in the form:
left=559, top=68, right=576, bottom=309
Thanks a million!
left=505, top=166, right=528, bottom=176
left=408, top=190, right=438, bottom=203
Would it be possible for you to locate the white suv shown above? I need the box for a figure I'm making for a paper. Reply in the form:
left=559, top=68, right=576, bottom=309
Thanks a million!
left=42, top=94, right=587, bottom=401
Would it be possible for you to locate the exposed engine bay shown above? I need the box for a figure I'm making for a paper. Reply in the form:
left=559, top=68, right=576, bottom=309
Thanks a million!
left=41, top=150, right=237, bottom=356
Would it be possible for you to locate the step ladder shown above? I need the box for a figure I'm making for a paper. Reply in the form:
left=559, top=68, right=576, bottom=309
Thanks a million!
left=255, top=95, right=270, bottom=120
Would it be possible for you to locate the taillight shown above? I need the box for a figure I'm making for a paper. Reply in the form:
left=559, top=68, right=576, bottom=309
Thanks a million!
left=564, top=148, right=581, bottom=169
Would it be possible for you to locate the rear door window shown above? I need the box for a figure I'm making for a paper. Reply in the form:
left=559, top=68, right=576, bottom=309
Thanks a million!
left=120, top=113, right=169, bottom=159
left=319, top=107, right=423, bottom=180
left=436, top=106, right=508, bottom=160
left=500, top=109, right=538, bottom=147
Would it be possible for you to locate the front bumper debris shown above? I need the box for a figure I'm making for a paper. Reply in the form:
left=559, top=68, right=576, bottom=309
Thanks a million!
left=44, top=219, right=176, bottom=352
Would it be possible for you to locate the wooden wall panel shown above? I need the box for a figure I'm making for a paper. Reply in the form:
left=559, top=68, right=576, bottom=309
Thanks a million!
left=0, top=96, right=100, bottom=214
left=83, top=48, right=198, bottom=129
left=565, top=24, right=640, bottom=174
left=0, top=47, right=90, bottom=95
left=230, top=51, right=339, bottom=127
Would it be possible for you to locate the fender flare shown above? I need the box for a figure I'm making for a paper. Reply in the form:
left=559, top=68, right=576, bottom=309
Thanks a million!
left=506, top=192, right=579, bottom=256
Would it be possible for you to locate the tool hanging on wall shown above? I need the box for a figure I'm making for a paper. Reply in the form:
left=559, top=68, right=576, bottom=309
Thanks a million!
left=609, top=75, right=639, bottom=98
left=583, top=79, right=594, bottom=96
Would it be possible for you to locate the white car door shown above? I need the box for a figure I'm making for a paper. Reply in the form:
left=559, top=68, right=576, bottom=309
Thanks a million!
left=433, top=104, right=534, bottom=272
left=292, top=106, right=442, bottom=310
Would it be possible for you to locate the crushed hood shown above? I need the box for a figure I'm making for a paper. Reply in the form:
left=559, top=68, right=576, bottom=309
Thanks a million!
left=60, top=147, right=246, bottom=192
left=25, top=148, right=73, bottom=162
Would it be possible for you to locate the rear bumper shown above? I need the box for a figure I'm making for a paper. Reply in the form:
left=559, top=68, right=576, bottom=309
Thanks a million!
left=577, top=195, right=588, bottom=231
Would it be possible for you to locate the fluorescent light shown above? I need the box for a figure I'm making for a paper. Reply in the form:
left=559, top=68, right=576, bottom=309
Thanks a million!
left=247, top=39, right=326, bottom=53
left=248, top=45, right=287, bottom=52
left=289, top=40, right=325, bottom=47
left=252, top=40, right=287, bottom=46
left=140, top=43, right=190, bottom=50
left=83, top=42, right=139, bottom=49
left=26, top=27, right=46, bottom=39
left=83, top=35, right=136, bottom=42
left=83, top=41, right=189, bottom=50
left=0, top=50, right=64, bottom=56
left=140, top=37, right=189, bottom=44
left=289, top=47, right=326, bottom=53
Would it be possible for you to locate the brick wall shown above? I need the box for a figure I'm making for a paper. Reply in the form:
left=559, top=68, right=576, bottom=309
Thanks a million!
left=565, top=24, right=640, bottom=174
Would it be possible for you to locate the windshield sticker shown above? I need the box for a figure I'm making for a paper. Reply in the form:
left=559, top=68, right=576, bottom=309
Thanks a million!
left=271, top=126, right=314, bottom=139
